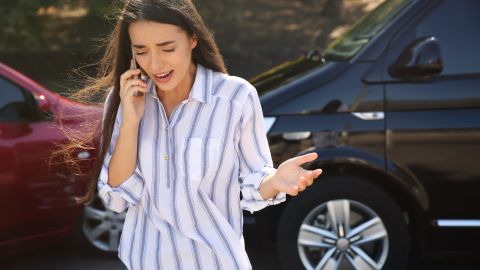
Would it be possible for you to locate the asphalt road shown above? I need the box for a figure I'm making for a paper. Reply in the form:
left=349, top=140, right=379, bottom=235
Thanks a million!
left=2, top=243, right=480, bottom=270
left=1, top=243, right=281, bottom=270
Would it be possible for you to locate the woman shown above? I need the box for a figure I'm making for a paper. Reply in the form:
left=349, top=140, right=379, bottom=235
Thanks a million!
left=78, top=0, right=322, bottom=269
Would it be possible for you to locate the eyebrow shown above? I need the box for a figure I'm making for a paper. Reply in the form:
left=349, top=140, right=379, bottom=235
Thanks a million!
left=132, top=41, right=176, bottom=49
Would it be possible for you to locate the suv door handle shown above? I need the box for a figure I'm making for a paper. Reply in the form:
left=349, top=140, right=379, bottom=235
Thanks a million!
left=351, top=112, right=385, bottom=120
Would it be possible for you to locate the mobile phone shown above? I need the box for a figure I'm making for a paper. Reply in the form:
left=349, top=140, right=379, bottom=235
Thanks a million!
left=131, top=47, right=144, bottom=97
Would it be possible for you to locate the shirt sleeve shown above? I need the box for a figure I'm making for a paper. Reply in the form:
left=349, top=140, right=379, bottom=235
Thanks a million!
left=238, top=84, right=286, bottom=213
left=97, top=89, right=145, bottom=213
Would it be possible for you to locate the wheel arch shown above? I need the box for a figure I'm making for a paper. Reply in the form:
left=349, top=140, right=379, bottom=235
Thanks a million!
left=299, top=146, right=429, bottom=213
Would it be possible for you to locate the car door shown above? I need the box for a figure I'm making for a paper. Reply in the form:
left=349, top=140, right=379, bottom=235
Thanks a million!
left=0, top=75, right=79, bottom=246
left=383, top=0, right=480, bottom=251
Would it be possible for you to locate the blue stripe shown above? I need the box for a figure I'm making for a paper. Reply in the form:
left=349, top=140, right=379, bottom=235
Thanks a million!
left=212, top=78, right=226, bottom=95
left=133, top=171, right=143, bottom=181
left=190, top=239, right=202, bottom=270
left=106, top=194, right=112, bottom=208
left=171, top=104, right=186, bottom=228
left=153, top=100, right=160, bottom=206
left=211, top=84, right=243, bottom=200
left=102, top=162, right=108, bottom=173
left=171, top=104, right=187, bottom=270
left=183, top=102, right=204, bottom=269
left=117, top=186, right=139, bottom=203
left=203, top=65, right=208, bottom=102
left=238, top=141, right=254, bottom=173
left=166, top=222, right=181, bottom=270
left=186, top=89, right=224, bottom=270
left=248, top=93, right=269, bottom=164
left=154, top=97, right=181, bottom=270
left=154, top=228, right=161, bottom=269
left=146, top=98, right=162, bottom=269
left=137, top=115, right=144, bottom=172
left=139, top=203, right=148, bottom=269
left=198, top=190, right=240, bottom=270
left=128, top=204, right=139, bottom=270
left=226, top=165, right=236, bottom=226
left=180, top=98, right=223, bottom=269
left=202, top=98, right=220, bottom=180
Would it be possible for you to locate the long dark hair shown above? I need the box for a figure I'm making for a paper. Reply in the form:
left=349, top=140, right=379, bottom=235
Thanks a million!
left=63, top=0, right=227, bottom=204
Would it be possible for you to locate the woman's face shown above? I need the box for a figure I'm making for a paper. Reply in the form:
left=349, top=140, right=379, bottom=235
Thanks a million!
left=128, top=21, right=197, bottom=93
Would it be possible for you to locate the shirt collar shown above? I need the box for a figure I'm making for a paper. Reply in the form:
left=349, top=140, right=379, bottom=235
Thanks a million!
left=148, top=63, right=212, bottom=104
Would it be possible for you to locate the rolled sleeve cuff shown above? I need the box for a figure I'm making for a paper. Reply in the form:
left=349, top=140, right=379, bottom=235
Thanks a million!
left=98, top=171, right=143, bottom=212
left=240, top=167, right=286, bottom=213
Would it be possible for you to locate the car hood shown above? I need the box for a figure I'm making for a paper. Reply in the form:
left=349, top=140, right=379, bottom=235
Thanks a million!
left=250, top=50, right=325, bottom=95
left=251, top=51, right=349, bottom=114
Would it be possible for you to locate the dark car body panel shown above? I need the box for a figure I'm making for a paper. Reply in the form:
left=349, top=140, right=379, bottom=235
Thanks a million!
left=254, top=0, right=480, bottom=254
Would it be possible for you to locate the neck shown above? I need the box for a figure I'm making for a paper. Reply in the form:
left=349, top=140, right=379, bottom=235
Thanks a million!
left=156, top=62, right=197, bottom=106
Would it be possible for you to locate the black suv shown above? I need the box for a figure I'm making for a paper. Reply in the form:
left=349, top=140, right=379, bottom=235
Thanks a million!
left=249, top=0, right=480, bottom=269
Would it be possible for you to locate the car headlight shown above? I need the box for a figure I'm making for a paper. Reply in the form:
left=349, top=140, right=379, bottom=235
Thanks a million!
left=263, top=116, right=276, bottom=134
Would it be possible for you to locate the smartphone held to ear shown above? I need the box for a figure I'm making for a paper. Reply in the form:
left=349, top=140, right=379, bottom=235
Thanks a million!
left=131, top=47, right=145, bottom=97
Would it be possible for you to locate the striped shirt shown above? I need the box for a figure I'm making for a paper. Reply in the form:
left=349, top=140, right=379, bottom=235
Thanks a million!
left=97, top=63, right=286, bottom=270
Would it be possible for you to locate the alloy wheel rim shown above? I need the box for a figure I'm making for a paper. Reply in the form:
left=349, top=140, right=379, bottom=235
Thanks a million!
left=297, top=199, right=389, bottom=270
left=82, top=196, right=126, bottom=252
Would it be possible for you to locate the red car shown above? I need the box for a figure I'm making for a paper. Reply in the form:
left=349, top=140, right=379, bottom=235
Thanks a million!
left=0, top=62, right=120, bottom=256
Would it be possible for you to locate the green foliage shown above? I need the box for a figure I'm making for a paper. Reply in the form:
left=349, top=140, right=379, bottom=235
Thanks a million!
left=0, top=0, right=47, bottom=50
left=0, top=0, right=114, bottom=51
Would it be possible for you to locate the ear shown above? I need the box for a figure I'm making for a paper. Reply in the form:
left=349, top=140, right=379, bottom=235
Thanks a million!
left=190, top=34, right=198, bottom=50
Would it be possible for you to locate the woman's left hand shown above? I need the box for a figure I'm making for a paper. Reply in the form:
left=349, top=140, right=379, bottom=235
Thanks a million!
left=271, top=152, right=322, bottom=196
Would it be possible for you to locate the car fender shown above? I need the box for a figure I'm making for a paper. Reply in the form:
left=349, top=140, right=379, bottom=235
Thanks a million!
left=298, top=146, right=429, bottom=211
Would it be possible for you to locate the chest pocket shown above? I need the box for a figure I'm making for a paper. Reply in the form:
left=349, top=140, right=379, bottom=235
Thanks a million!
left=185, top=137, right=221, bottom=182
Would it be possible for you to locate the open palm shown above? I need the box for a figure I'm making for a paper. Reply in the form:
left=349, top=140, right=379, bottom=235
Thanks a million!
left=271, top=152, right=322, bottom=196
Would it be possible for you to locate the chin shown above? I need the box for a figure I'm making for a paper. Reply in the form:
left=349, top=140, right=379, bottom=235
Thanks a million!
left=154, top=82, right=176, bottom=92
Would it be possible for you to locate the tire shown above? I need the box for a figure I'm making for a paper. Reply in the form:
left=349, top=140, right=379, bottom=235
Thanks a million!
left=277, top=174, right=409, bottom=270
left=70, top=193, right=125, bottom=257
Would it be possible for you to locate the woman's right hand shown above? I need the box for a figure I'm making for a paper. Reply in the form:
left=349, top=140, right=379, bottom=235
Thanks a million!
left=119, top=60, right=148, bottom=127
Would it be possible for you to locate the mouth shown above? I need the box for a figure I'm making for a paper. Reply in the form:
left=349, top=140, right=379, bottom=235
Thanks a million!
left=154, top=70, right=174, bottom=82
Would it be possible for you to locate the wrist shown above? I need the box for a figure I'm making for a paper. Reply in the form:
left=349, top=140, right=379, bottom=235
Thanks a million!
left=259, top=172, right=280, bottom=200
left=266, top=171, right=280, bottom=191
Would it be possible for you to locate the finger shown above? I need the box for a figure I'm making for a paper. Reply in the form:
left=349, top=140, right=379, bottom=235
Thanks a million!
left=298, top=177, right=307, bottom=191
left=130, top=59, right=135, bottom=69
left=126, top=84, right=148, bottom=99
left=313, top=169, right=323, bottom=178
left=125, top=78, right=147, bottom=90
left=290, top=186, right=299, bottom=196
left=120, top=69, right=142, bottom=90
left=304, top=172, right=314, bottom=186
left=293, top=152, right=318, bottom=166
left=120, top=69, right=141, bottom=82
left=122, top=79, right=148, bottom=98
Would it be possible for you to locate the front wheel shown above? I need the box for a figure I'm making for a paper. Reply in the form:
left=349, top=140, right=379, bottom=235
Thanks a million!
left=71, top=194, right=125, bottom=256
left=277, top=175, right=409, bottom=270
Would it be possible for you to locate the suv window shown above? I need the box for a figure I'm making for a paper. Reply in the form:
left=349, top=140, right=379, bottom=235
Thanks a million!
left=0, top=77, right=34, bottom=122
left=416, top=0, right=480, bottom=75
left=323, top=0, right=411, bottom=61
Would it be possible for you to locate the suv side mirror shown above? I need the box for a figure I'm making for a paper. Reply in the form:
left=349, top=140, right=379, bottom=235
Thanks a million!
left=389, top=36, right=443, bottom=80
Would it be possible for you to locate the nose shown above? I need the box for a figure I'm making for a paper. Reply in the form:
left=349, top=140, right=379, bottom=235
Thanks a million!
left=148, top=51, right=164, bottom=72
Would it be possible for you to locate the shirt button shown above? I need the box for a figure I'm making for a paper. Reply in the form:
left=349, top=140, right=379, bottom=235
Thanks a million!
left=164, top=155, right=169, bottom=160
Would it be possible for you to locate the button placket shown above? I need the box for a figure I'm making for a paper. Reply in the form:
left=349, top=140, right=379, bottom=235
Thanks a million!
left=156, top=97, right=190, bottom=189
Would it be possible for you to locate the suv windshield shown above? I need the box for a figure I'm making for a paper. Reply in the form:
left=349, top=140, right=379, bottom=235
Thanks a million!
left=323, top=0, right=411, bottom=61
